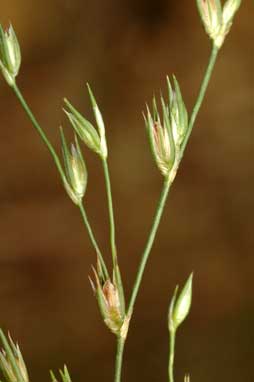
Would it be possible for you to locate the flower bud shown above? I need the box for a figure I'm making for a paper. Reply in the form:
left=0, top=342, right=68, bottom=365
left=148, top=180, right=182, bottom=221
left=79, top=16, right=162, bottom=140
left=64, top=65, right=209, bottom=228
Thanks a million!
left=60, top=127, right=87, bottom=205
left=90, top=262, right=125, bottom=336
left=0, top=331, right=29, bottom=382
left=196, top=0, right=242, bottom=48
left=196, top=0, right=222, bottom=44
left=63, top=99, right=102, bottom=157
left=0, top=24, right=21, bottom=86
left=168, top=273, right=193, bottom=332
left=63, top=85, right=108, bottom=160
left=145, top=76, right=188, bottom=180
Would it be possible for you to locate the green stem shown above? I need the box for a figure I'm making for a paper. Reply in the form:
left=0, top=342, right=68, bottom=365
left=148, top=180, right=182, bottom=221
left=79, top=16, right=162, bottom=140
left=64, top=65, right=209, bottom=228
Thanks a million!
left=102, top=159, right=117, bottom=266
left=127, top=176, right=171, bottom=316
left=12, top=82, right=65, bottom=181
left=114, top=45, right=220, bottom=381
left=12, top=83, right=107, bottom=278
left=78, top=202, right=109, bottom=279
left=180, top=44, right=219, bottom=157
left=168, top=330, right=176, bottom=382
left=114, top=337, right=125, bottom=382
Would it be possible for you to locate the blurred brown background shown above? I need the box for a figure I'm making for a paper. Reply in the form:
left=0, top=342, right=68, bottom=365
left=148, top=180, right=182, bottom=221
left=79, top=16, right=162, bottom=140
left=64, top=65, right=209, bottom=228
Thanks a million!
left=0, top=0, right=253, bottom=381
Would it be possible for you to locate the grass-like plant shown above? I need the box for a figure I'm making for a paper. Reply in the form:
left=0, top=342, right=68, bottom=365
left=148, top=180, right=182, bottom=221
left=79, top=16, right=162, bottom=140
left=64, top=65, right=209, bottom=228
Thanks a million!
left=0, top=1, right=242, bottom=381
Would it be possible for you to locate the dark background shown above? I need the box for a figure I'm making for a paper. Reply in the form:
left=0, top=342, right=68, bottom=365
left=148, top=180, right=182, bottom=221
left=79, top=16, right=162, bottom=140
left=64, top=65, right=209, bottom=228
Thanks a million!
left=0, top=1, right=253, bottom=381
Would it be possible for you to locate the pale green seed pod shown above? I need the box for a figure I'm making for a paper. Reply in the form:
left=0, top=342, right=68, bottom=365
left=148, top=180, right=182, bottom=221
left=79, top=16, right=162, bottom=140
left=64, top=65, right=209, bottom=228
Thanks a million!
left=0, top=24, right=21, bottom=86
left=60, top=128, right=87, bottom=205
left=168, top=273, right=193, bottom=332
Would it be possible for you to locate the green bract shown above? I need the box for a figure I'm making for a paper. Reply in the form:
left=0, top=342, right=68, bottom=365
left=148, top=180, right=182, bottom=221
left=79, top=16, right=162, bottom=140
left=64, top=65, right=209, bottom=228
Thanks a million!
left=0, top=24, right=21, bottom=86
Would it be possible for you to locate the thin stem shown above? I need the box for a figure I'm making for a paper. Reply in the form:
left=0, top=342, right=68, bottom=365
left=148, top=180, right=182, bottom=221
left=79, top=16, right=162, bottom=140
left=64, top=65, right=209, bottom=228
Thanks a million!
left=12, top=83, right=65, bottom=181
left=168, top=330, right=176, bottom=382
left=12, top=83, right=108, bottom=278
left=180, top=44, right=219, bottom=157
left=127, top=176, right=171, bottom=317
left=114, top=337, right=125, bottom=382
left=114, top=45, right=220, bottom=381
left=102, top=159, right=117, bottom=266
left=78, top=202, right=109, bottom=279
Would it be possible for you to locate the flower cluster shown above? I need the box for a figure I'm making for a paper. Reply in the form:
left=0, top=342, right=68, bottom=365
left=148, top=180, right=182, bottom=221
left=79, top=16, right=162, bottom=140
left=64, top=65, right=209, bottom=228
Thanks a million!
left=196, top=0, right=242, bottom=48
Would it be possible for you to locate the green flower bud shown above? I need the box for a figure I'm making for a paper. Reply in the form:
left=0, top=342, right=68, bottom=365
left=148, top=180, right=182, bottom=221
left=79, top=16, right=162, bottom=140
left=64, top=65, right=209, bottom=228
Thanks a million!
left=64, top=85, right=108, bottom=159
left=60, top=127, right=87, bottom=205
left=0, top=24, right=21, bottom=86
left=145, top=76, right=188, bottom=180
left=63, top=99, right=102, bottom=157
left=168, top=273, right=193, bottom=332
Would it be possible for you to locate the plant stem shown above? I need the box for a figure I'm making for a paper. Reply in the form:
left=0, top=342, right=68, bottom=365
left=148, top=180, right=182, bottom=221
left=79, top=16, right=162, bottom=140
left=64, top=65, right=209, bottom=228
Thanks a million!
left=114, top=337, right=125, bottom=382
left=114, top=45, right=220, bottom=381
left=180, top=44, right=219, bottom=157
left=168, top=330, right=176, bottom=382
left=78, top=202, right=109, bottom=279
left=102, top=158, right=117, bottom=266
left=12, top=83, right=65, bottom=181
left=12, top=83, right=107, bottom=277
left=127, top=176, right=172, bottom=316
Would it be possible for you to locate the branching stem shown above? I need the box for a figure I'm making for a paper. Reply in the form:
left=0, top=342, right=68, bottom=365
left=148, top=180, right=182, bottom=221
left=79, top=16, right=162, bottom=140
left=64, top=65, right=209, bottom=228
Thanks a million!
left=113, top=43, right=219, bottom=382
